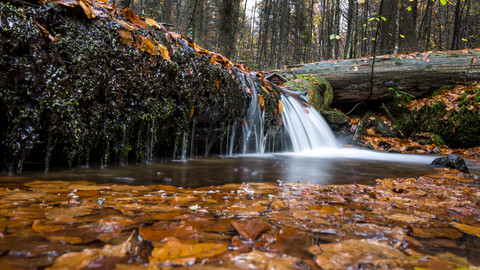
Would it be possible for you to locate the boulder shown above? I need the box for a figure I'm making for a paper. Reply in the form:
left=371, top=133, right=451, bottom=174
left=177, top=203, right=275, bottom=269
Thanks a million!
left=429, top=154, right=470, bottom=173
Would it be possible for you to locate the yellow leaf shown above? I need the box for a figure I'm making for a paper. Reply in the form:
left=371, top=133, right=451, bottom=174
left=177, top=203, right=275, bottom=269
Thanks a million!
left=157, top=43, right=171, bottom=61
left=133, top=35, right=159, bottom=56
left=258, top=94, right=265, bottom=109
left=79, top=0, right=95, bottom=19
left=145, top=17, right=161, bottom=29
left=150, top=240, right=227, bottom=264
left=453, top=222, right=480, bottom=237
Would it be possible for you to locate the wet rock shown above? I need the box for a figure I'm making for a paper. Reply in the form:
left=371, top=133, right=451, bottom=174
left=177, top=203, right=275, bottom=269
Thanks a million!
left=371, top=119, right=397, bottom=138
left=322, top=110, right=351, bottom=142
left=429, top=154, right=470, bottom=173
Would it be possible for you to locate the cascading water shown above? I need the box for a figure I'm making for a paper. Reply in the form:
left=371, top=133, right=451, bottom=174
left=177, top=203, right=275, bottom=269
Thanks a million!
left=236, top=72, right=337, bottom=154
left=280, top=90, right=338, bottom=151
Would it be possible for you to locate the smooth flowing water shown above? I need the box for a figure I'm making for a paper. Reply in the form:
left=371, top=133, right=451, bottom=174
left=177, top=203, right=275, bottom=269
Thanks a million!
left=4, top=149, right=479, bottom=188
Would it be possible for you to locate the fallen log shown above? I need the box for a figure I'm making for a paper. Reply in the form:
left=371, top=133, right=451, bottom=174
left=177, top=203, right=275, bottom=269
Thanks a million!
left=268, top=49, right=480, bottom=104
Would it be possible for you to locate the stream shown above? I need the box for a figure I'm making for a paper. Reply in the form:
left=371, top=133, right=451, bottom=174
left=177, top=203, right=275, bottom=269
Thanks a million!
left=3, top=148, right=478, bottom=188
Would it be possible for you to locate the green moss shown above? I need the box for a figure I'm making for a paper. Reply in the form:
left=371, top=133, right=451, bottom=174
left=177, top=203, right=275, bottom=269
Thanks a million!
left=1, top=2, right=274, bottom=171
left=283, top=75, right=333, bottom=113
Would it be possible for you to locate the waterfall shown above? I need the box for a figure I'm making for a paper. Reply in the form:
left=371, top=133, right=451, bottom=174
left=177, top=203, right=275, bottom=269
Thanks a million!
left=234, top=75, right=338, bottom=154
left=280, top=90, right=338, bottom=152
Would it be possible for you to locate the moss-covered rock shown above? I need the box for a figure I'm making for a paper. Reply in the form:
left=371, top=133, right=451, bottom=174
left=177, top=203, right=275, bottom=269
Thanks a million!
left=322, top=109, right=351, bottom=141
left=283, top=75, right=333, bottom=113
left=0, top=2, right=280, bottom=171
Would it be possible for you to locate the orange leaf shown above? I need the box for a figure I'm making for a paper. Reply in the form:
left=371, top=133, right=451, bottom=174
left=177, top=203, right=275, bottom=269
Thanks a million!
left=278, top=100, right=284, bottom=114
left=157, top=43, right=171, bottom=61
left=145, top=17, right=167, bottom=32
left=258, top=93, right=265, bottom=109
left=150, top=239, right=227, bottom=264
left=215, top=79, right=220, bottom=90
left=472, top=56, right=478, bottom=64
left=189, top=107, right=194, bottom=117
left=117, top=30, right=133, bottom=46
left=133, top=35, right=159, bottom=55
left=232, top=221, right=271, bottom=242
left=123, top=8, right=147, bottom=29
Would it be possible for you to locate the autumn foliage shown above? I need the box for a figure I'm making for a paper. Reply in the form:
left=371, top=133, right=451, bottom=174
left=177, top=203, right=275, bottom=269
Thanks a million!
left=0, top=168, right=479, bottom=268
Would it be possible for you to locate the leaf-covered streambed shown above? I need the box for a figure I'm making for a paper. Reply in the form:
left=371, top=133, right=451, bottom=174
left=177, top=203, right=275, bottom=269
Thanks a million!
left=0, top=168, right=479, bottom=269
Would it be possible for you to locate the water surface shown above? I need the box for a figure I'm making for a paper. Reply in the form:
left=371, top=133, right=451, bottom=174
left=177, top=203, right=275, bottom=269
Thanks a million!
left=4, top=149, right=477, bottom=188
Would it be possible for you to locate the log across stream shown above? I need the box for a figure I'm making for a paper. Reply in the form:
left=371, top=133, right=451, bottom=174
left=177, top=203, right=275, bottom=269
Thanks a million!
left=269, top=49, right=480, bottom=104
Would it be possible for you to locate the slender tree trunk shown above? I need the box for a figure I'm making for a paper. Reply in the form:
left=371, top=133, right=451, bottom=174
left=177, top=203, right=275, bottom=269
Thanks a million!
left=162, top=0, right=173, bottom=24
left=219, top=0, right=238, bottom=58
left=344, top=0, right=355, bottom=59
left=188, top=0, right=203, bottom=46
left=451, top=0, right=462, bottom=50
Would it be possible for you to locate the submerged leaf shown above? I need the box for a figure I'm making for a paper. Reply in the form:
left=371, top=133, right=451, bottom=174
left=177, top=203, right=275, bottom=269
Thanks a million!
left=149, top=239, right=227, bottom=265
left=232, top=220, right=271, bottom=242
left=452, top=222, right=480, bottom=237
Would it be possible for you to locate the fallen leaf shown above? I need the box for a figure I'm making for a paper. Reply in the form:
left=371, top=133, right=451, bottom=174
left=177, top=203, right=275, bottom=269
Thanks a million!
left=452, top=222, right=480, bottom=237
left=232, top=220, right=271, bottom=241
left=118, top=30, right=133, bottom=46
left=133, top=35, right=159, bottom=56
left=313, top=239, right=414, bottom=269
left=123, top=8, right=147, bottom=29
left=47, top=232, right=134, bottom=269
left=33, top=20, right=57, bottom=42
left=258, top=94, right=265, bottom=109
left=149, top=239, right=227, bottom=265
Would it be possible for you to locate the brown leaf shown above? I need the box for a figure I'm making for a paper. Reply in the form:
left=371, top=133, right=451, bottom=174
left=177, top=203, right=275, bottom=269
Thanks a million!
left=48, top=232, right=134, bottom=269
left=133, top=35, right=159, bottom=56
left=33, top=20, right=57, bottom=42
left=412, top=227, right=463, bottom=240
left=44, top=206, right=93, bottom=221
left=231, top=220, right=271, bottom=241
left=149, top=239, right=227, bottom=265
left=471, top=56, right=478, bottom=64
left=123, top=8, right=147, bottom=29
left=139, top=224, right=200, bottom=245
left=78, top=0, right=95, bottom=19
left=117, top=30, right=133, bottom=46
left=314, top=239, right=414, bottom=270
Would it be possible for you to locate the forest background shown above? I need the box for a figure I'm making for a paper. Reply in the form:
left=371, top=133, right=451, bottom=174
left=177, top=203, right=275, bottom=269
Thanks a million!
left=110, top=0, right=480, bottom=70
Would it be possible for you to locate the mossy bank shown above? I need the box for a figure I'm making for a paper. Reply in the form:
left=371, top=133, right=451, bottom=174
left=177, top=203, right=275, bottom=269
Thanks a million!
left=0, top=2, right=280, bottom=172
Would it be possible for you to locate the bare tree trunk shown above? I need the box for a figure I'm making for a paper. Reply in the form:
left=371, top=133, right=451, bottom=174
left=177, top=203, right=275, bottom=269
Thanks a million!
left=162, top=0, right=173, bottom=24
left=451, top=0, right=462, bottom=50
left=344, top=0, right=355, bottom=59
left=219, top=0, right=238, bottom=59
left=188, top=0, right=203, bottom=46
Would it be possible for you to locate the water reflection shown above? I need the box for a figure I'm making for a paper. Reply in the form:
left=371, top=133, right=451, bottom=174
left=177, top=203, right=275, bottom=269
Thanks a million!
left=4, top=149, right=475, bottom=188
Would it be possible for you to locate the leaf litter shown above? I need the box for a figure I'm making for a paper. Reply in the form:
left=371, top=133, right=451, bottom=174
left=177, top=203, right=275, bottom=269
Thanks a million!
left=0, top=167, right=479, bottom=269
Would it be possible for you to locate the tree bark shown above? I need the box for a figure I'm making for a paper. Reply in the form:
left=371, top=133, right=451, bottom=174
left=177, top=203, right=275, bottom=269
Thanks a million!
left=270, top=49, right=480, bottom=104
